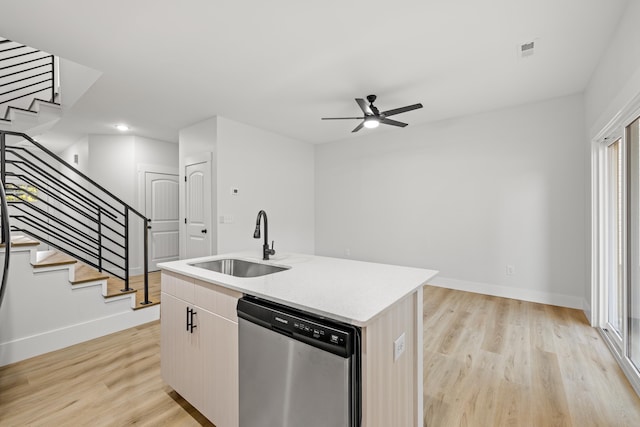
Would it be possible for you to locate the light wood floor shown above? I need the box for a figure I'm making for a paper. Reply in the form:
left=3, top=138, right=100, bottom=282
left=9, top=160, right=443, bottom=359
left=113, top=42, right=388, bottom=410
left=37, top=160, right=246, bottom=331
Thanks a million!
left=1, top=286, right=639, bottom=426
left=424, top=285, right=640, bottom=426
left=0, top=321, right=212, bottom=427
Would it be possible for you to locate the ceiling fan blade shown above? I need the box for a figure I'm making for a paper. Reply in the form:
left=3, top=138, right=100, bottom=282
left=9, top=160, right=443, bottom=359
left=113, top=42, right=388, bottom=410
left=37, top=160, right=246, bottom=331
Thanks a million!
left=352, top=121, right=365, bottom=133
left=381, top=103, right=423, bottom=117
left=355, top=98, right=373, bottom=115
left=321, top=117, right=365, bottom=120
left=380, top=118, right=408, bottom=127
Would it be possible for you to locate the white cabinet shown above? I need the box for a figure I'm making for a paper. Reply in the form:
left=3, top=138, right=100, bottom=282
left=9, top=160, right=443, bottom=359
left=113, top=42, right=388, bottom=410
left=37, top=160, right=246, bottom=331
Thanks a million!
left=161, top=271, right=241, bottom=427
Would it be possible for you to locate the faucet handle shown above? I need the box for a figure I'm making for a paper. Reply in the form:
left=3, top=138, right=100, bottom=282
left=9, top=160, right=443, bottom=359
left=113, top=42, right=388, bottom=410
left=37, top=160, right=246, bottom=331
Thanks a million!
left=268, top=240, right=276, bottom=256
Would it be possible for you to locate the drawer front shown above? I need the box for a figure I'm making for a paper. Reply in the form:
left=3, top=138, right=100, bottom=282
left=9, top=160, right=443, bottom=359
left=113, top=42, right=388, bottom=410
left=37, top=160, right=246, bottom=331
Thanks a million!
left=195, top=279, right=242, bottom=322
left=161, top=271, right=195, bottom=303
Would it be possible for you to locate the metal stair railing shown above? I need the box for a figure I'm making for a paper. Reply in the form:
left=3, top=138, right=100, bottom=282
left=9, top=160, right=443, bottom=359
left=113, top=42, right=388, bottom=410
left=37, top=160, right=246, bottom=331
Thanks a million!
left=0, top=37, right=58, bottom=118
left=0, top=177, right=11, bottom=309
left=0, top=130, right=152, bottom=304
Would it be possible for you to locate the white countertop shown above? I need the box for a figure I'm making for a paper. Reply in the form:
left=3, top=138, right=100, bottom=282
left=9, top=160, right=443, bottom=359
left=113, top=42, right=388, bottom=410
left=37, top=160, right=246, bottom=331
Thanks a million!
left=158, top=251, right=438, bottom=326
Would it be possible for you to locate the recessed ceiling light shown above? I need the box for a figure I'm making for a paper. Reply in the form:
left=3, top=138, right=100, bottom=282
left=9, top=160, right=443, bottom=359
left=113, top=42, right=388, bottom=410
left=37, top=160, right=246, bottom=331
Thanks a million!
left=115, top=124, right=130, bottom=131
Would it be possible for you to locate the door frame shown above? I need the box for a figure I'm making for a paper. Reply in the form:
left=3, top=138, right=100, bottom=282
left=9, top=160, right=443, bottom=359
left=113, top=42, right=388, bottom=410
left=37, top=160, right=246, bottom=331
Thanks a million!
left=592, top=91, right=640, bottom=397
left=137, top=163, right=179, bottom=274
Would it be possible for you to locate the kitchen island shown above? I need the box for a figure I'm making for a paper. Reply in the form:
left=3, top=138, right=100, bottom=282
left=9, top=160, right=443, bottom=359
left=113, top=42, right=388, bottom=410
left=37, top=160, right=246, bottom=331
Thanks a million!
left=159, top=251, right=438, bottom=427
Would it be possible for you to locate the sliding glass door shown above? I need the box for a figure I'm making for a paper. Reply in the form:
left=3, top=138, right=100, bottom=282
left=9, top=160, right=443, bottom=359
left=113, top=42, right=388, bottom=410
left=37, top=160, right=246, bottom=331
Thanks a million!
left=628, top=117, right=640, bottom=371
left=605, top=137, right=624, bottom=349
left=600, top=114, right=640, bottom=393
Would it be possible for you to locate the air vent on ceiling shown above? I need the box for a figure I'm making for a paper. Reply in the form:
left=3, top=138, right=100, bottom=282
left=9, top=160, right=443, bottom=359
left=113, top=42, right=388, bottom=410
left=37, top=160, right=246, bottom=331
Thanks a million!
left=518, top=39, right=537, bottom=59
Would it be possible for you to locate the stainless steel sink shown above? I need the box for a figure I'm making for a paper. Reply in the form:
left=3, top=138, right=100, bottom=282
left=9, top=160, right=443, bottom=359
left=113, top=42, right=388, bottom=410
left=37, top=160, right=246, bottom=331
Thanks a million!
left=189, top=258, right=290, bottom=277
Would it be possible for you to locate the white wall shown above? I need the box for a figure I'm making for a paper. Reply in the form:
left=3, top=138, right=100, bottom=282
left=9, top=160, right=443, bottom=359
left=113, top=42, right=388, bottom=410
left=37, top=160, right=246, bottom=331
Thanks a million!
left=58, top=58, right=102, bottom=109
left=315, top=94, right=587, bottom=308
left=0, top=248, right=158, bottom=366
left=59, top=136, right=89, bottom=175
left=84, top=134, right=178, bottom=205
left=134, top=135, right=178, bottom=169
left=216, top=117, right=315, bottom=254
left=87, top=134, right=137, bottom=205
left=585, top=0, right=640, bottom=138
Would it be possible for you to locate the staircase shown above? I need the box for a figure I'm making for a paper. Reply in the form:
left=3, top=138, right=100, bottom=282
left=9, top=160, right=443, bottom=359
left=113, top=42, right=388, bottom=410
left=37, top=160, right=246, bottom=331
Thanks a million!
left=0, top=131, right=159, bottom=366
left=0, top=232, right=160, bottom=366
left=0, top=130, right=153, bottom=303
left=0, top=39, right=158, bottom=366
left=5, top=235, right=160, bottom=309
left=0, top=37, right=62, bottom=134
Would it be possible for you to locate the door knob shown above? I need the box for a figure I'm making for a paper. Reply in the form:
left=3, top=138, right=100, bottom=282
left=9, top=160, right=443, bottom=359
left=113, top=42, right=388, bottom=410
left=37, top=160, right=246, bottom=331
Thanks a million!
left=201, top=229, right=207, bottom=234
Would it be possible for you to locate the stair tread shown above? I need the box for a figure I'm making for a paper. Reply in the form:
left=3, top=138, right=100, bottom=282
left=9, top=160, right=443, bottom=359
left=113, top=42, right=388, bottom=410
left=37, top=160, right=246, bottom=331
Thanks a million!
left=133, top=271, right=161, bottom=310
left=0, top=235, right=39, bottom=248
left=72, top=264, right=110, bottom=284
left=11, top=235, right=39, bottom=247
left=104, top=276, right=137, bottom=298
left=32, top=250, right=77, bottom=268
left=103, top=272, right=161, bottom=309
left=26, top=250, right=160, bottom=310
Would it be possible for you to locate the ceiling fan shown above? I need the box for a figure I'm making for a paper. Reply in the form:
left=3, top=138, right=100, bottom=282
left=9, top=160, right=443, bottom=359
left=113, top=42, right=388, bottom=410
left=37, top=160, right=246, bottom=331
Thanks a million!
left=322, top=94, right=423, bottom=133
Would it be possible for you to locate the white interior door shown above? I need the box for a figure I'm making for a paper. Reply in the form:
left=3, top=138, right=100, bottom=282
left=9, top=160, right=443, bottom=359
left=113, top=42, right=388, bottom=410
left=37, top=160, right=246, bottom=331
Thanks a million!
left=145, top=172, right=179, bottom=270
left=185, top=158, right=211, bottom=259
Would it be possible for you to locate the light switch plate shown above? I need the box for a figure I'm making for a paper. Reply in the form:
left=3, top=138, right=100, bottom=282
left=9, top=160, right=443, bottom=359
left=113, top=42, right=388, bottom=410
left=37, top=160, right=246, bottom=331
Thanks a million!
left=219, top=215, right=234, bottom=224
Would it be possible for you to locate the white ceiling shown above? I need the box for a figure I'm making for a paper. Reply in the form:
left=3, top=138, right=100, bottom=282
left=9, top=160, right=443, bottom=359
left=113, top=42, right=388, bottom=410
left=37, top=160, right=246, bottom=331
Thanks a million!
left=0, top=0, right=630, bottom=151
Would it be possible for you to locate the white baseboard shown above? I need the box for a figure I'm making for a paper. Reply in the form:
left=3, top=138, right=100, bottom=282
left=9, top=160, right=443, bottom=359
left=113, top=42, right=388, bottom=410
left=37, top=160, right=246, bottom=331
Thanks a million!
left=429, top=277, right=584, bottom=309
left=0, top=305, right=159, bottom=367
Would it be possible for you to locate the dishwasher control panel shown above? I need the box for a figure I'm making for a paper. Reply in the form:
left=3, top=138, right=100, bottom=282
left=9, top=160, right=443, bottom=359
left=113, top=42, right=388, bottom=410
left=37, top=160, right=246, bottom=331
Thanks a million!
left=238, top=296, right=356, bottom=358
left=290, top=317, right=347, bottom=347
left=272, top=311, right=349, bottom=349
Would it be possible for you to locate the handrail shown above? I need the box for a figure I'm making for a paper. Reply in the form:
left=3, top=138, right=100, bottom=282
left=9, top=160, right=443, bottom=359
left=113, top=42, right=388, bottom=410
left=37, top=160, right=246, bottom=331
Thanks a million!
left=5, top=133, right=146, bottom=220
left=0, top=178, right=11, bottom=309
left=8, top=154, right=115, bottom=216
left=0, top=130, right=152, bottom=304
left=0, top=37, right=56, bottom=115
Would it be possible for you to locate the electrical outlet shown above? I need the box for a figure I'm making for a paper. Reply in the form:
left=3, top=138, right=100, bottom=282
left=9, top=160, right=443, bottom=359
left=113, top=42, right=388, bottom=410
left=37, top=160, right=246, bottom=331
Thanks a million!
left=394, top=332, right=405, bottom=361
left=506, top=265, right=515, bottom=276
left=345, top=248, right=351, bottom=257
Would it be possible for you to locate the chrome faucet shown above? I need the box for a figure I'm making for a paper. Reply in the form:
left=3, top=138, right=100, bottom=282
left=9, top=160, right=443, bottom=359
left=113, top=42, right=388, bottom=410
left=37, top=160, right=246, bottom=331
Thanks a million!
left=253, top=210, right=275, bottom=260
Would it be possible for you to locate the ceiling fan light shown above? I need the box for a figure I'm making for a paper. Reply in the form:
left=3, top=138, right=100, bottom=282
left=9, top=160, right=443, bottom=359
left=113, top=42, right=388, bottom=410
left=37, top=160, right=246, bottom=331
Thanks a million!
left=364, top=118, right=379, bottom=129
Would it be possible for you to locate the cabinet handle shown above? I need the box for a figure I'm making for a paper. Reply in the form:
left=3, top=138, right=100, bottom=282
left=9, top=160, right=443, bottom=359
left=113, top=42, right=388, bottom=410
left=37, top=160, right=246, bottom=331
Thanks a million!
left=190, top=309, right=197, bottom=333
left=186, top=307, right=197, bottom=333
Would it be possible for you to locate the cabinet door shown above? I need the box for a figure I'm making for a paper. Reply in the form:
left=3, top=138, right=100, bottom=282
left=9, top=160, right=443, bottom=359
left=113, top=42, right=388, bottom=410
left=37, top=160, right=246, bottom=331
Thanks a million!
left=161, top=292, right=203, bottom=409
left=200, top=309, right=239, bottom=427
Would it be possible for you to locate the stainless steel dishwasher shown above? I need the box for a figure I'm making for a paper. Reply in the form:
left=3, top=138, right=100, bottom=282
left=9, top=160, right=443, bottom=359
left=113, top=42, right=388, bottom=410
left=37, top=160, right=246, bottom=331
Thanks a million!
left=237, top=295, right=361, bottom=427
